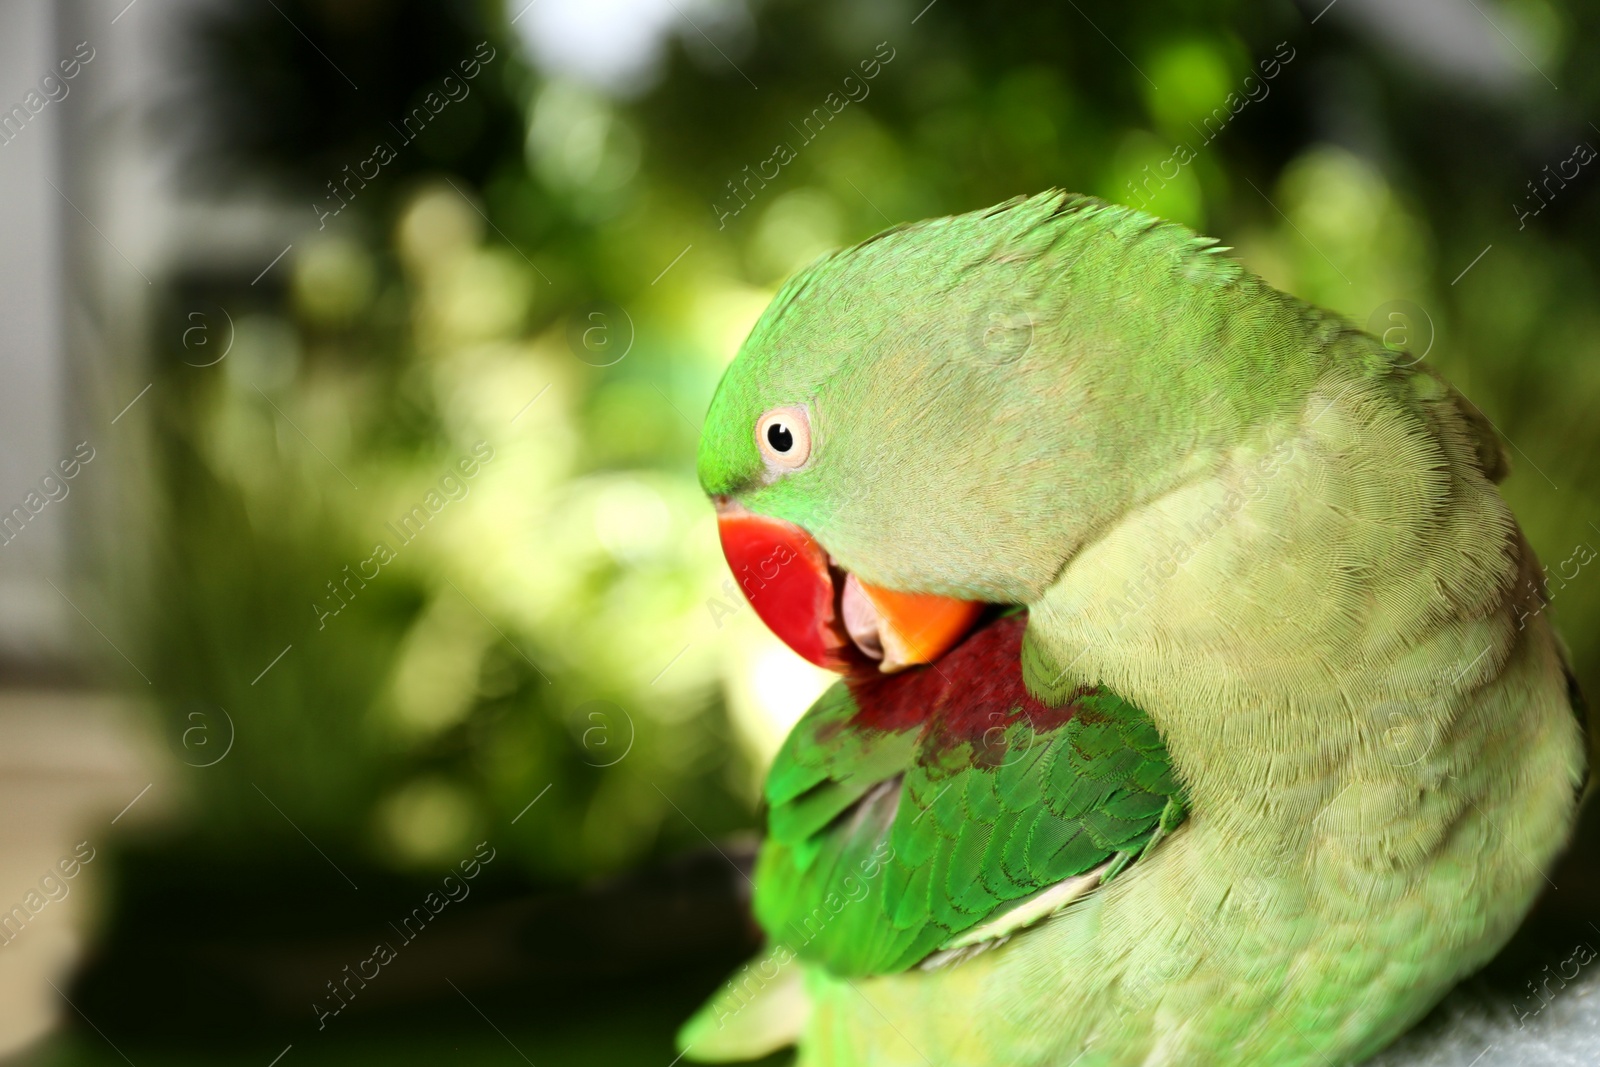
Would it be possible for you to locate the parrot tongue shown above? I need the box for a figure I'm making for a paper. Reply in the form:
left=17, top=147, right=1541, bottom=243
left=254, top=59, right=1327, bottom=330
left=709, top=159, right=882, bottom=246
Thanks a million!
left=715, top=503, right=983, bottom=673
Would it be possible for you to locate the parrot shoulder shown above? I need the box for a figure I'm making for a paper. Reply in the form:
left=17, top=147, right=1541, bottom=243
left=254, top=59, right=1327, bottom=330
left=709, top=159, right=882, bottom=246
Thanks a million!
left=750, top=612, right=1187, bottom=978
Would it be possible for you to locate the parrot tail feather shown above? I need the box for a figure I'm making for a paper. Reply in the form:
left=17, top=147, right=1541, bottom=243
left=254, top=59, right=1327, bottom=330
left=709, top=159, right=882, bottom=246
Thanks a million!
left=677, top=949, right=810, bottom=1063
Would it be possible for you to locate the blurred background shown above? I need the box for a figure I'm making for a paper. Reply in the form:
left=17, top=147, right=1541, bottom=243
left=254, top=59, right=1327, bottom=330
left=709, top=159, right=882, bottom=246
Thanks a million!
left=0, top=0, right=1596, bottom=1063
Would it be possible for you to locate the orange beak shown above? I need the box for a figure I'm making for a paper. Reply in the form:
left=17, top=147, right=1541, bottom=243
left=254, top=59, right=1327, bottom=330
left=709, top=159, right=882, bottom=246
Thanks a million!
left=716, top=504, right=982, bottom=673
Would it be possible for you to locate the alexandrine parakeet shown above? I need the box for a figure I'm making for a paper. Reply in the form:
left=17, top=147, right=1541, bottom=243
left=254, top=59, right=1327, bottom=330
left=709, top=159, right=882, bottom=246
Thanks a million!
left=680, top=192, right=1587, bottom=1066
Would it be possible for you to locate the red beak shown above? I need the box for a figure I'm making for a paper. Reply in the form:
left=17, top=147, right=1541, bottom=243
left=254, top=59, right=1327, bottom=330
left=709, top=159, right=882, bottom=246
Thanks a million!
left=716, top=504, right=982, bottom=673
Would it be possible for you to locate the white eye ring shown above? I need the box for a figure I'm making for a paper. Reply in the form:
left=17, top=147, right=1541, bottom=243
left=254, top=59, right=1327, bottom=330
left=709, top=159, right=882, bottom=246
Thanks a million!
left=756, top=406, right=811, bottom=469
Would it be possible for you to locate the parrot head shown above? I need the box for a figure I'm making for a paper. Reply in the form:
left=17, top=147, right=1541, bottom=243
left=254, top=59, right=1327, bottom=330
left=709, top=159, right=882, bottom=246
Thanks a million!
left=697, top=192, right=1252, bottom=673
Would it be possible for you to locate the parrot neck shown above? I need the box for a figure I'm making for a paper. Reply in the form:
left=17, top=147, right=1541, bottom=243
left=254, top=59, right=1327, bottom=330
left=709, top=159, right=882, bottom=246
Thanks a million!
left=1025, top=374, right=1560, bottom=832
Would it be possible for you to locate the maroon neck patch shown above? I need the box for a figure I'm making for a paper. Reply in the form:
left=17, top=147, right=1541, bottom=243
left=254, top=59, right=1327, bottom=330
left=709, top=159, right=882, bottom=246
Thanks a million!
left=840, top=612, right=1092, bottom=760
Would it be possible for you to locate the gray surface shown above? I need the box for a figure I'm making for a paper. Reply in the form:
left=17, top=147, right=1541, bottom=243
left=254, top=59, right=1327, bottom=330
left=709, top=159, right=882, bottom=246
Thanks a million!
left=1371, top=961, right=1600, bottom=1066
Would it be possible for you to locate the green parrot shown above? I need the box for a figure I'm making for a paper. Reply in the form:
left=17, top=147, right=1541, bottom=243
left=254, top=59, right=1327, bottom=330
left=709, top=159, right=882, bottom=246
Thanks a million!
left=680, top=191, right=1587, bottom=1066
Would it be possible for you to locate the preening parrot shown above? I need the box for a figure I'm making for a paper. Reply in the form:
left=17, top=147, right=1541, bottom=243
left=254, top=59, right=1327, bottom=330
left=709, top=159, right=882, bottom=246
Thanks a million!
left=679, top=191, right=1587, bottom=1067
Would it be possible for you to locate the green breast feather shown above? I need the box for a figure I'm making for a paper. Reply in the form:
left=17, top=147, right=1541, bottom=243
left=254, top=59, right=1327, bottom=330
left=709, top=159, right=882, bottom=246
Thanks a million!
left=754, top=612, right=1187, bottom=977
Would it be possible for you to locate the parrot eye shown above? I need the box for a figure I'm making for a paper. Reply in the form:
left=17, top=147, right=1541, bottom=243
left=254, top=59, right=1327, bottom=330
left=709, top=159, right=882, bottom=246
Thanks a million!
left=756, top=407, right=811, bottom=470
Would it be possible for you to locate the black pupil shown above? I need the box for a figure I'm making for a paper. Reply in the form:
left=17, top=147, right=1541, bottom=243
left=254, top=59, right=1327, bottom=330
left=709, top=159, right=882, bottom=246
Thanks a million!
left=767, top=423, right=794, bottom=452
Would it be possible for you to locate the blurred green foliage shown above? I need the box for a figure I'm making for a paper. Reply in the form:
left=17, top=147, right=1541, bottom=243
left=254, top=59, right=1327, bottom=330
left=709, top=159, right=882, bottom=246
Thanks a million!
left=127, top=0, right=1600, bottom=895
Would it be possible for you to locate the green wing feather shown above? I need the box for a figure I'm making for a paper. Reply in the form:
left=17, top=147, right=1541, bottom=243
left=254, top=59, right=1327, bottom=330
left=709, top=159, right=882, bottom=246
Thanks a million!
left=754, top=631, right=1186, bottom=978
